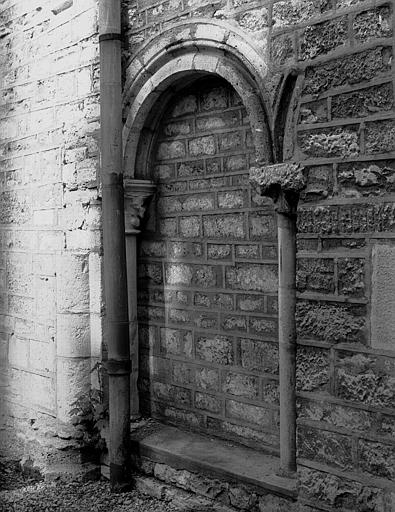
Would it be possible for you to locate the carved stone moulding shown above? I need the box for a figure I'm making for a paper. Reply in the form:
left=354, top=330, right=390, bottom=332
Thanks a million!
left=249, top=162, right=306, bottom=215
left=124, top=179, right=156, bottom=235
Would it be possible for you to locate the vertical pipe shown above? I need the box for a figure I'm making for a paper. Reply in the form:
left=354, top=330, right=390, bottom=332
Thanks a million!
left=126, top=235, right=140, bottom=419
left=99, top=0, right=130, bottom=490
left=277, top=211, right=297, bottom=476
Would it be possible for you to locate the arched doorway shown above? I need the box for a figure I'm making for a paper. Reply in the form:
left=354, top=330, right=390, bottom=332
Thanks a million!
left=134, top=74, right=279, bottom=454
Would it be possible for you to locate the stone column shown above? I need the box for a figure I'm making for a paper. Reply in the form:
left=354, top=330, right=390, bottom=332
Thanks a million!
left=250, top=163, right=305, bottom=476
left=124, top=179, right=156, bottom=420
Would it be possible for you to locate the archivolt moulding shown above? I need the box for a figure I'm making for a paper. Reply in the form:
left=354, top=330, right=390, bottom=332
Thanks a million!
left=122, top=19, right=274, bottom=176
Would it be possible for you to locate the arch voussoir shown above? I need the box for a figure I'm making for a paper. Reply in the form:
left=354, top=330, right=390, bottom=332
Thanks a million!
left=123, top=20, right=274, bottom=175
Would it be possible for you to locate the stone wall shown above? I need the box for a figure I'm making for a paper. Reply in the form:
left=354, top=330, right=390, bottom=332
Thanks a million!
left=125, top=0, right=395, bottom=510
left=137, top=77, right=280, bottom=453
left=0, top=0, right=102, bottom=465
left=283, top=2, right=395, bottom=510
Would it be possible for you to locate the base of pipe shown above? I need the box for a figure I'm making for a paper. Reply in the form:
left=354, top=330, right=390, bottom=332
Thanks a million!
left=110, top=463, right=131, bottom=493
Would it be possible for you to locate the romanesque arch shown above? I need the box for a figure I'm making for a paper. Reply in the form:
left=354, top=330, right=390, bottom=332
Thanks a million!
left=122, top=19, right=281, bottom=454
left=122, top=19, right=274, bottom=173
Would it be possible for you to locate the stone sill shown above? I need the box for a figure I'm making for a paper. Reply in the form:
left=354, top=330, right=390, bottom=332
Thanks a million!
left=131, top=423, right=297, bottom=499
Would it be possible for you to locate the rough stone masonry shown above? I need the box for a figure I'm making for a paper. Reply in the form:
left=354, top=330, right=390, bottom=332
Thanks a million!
left=1, top=0, right=395, bottom=511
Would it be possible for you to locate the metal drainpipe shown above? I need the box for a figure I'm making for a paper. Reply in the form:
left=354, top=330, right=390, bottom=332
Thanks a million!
left=99, top=0, right=130, bottom=491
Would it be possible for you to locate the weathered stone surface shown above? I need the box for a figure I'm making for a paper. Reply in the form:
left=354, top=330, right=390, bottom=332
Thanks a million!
left=337, top=258, right=365, bottom=297
left=300, top=16, right=348, bottom=60
left=189, top=136, right=216, bottom=156
left=271, top=33, right=294, bottom=67
left=160, top=328, right=193, bottom=358
left=195, top=392, right=222, bottom=413
left=353, top=6, right=392, bottom=43
left=321, top=237, right=366, bottom=251
left=365, top=119, right=395, bottom=154
left=140, top=240, right=166, bottom=258
left=171, top=95, right=197, bottom=117
left=261, top=379, right=279, bottom=404
left=226, top=264, right=278, bottom=292
left=138, top=262, right=163, bottom=284
left=222, top=372, right=259, bottom=398
left=296, top=301, right=365, bottom=344
left=200, top=86, right=228, bottom=111
left=196, top=335, right=234, bottom=365
left=371, top=245, right=395, bottom=350
left=196, top=111, right=240, bottom=132
left=179, top=216, right=201, bottom=237
left=164, top=120, right=192, bottom=137
left=297, top=425, right=353, bottom=469
left=177, top=160, right=204, bottom=177
left=298, top=203, right=395, bottom=234
left=337, top=160, right=395, bottom=198
left=203, top=213, right=246, bottom=239
left=300, top=165, right=333, bottom=201
left=221, top=314, right=247, bottom=333
left=359, top=440, right=395, bottom=480
left=379, top=414, right=395, bottom=438
left=195, top=367, right=220, bottom=392
left=207, top=244, right=232, bottom=260
left=272, top=0, right=332, bottom=28
left=297, top=258, right=335, bottom=294
left=157, top=140, right=186, bottom=160
left=249, top=213, right=276, bottom=240
left=297, top=346, right=330, bottom=392
left=236, top=295, right=265, bottom=313
left=299, top=467, right=385, bottom=510
left=56, top=358, right=91, bottom=422
left=225, top=400, right=274, bottom=429
left=298, top=399, right=375, bottom=434
left=159, top=193, right=215, bottom=213
left=218, top=190, right=245, bottom=209
left=194, top=291, right=234, bottom=311
left=332, top=83, right=394, bottom=120
left=167, top=241, right=203, bottom=259
left=152, top=382, right=192, bottom=407
left=172, top=361, right=193, bottom=386
left=249, top=316, right=277, bottom=337
left=299, top=100, right=328, bottom=124
left=336, top=351, right=395, bottom=408
left=298, top=126, right=360, bottom=158
left=235, top=244, right=260, bottom=260
left=239, top=339, right=279, bottom=374
left=237, top=7, right=268, bottom=33
left=303, top=47, right=392, bottom=95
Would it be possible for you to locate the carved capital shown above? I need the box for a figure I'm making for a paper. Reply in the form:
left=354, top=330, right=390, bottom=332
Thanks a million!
left=249, top=163, right=306, bottom=215
left=124, top=179, right=156, bottom=235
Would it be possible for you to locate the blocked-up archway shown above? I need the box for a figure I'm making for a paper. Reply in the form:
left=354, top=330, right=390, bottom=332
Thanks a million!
left=123, top=21, right=280, bottom=453
left=138, top=75, right=280, bottom=452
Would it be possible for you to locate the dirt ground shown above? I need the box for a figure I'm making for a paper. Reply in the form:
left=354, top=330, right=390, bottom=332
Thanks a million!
left=0, top=457, right=182, bottom=512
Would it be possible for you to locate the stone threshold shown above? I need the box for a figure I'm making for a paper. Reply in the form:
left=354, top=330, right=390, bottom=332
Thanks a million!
left=131, top=423, right=297, bottom=499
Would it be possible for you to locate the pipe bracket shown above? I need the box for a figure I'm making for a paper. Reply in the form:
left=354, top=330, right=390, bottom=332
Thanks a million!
left=99, top=33, right=123, bottom=43
left=106, top=359, right=131, bottom=376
